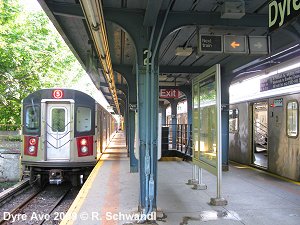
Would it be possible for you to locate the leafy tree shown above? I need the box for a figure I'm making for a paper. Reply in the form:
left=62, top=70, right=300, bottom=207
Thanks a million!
left=0, top=0, right=84, bottom=129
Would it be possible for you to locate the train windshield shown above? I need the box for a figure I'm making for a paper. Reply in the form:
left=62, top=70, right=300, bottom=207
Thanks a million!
left=25, top=106, right=39, bottom=131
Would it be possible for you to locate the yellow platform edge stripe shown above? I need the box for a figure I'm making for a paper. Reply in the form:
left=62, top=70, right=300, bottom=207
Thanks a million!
left=230, top=161, right=300, bottom=186
left=159, top=157, right=183, bottom=161
left=59, top=160, right=104, bottom=225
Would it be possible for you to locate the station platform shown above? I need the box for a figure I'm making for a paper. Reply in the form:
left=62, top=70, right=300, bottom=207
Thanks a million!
left=60, top=132, right=300, bottom=225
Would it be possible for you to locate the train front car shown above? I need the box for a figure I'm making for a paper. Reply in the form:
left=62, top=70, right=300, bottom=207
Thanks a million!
left=22, top=89, right=98, bottom=185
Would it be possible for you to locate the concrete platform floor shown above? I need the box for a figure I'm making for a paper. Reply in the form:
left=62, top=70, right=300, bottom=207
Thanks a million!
left=60, top=132, right=300, bottom=225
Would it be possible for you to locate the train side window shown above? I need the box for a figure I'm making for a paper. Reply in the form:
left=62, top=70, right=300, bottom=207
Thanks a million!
left=25, top=106, right=39, bottom=131
left=51, top=108, right=66, bottom=132
left=76, top=107, right=92, bottom=132
left=287, top=101, right=298, bottom=138
left=229, top=109, right=239, bottom=133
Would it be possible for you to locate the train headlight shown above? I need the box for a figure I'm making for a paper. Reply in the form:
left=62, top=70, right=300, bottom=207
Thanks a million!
left=81, top=146, right=88, bottom=154
left=28, top=146, right=35, bottom=153
left=80, top=138, right=87, bottom=146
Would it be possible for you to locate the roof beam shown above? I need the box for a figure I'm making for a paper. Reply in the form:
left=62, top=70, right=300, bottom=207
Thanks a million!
left=37, top=0, right=86, bottom=68
left=104, top=8, right=268, bottom=28
left=100, top=82, right=109, bottom=87
left=102, top=92, right=111, bottom=97
left=113, top=64, right=209, bottom=74
left=46, top=2, right=84, bottom=18
left=159, top=65, right=208, bottom=73
left=143, top=0, right=163, bottom=26
left=45, top=3, right=268, bottom=30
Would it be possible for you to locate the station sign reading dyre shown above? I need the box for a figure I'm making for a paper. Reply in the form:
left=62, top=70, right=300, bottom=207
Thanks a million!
left=269, top=0, right=300, bottom=32
left=159, top=89, right=179, bottom=98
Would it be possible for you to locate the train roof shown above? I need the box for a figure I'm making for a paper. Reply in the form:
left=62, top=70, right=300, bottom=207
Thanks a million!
left=23, top=89, right=115, bottom=116
left=23, top=88, right=94, bottom=102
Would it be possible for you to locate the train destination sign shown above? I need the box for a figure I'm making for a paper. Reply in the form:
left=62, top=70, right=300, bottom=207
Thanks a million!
left=273, top=98, right=283, bottom=107
left=260, top=67, right=300, bottom=92
left=159, top=89, right=180, bottom=98
left=269, top=0, right=300, bottom=32
left=199, top=35, right=223, bottom=53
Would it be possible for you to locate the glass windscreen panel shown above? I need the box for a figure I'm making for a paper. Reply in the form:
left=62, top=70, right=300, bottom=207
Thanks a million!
left=198, top=77, right=217, bottom=167
left=193, top=83, right=199, bottom=159
left=76, top=107, right=92, bottom=132
left=25, top=106, right=39, bottom=132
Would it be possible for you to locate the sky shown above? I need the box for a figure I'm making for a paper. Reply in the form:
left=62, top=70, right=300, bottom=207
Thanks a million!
left=19, top=0, right=112, bottom=111
left=20, top=0, right=42, bottom=12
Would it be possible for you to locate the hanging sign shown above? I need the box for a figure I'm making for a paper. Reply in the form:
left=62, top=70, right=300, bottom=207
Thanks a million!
left=159, top=89, right=179, bottom=98
left=260, top=67, right=300, bottom=92
left=269, top=0, right=300, bottom=32
left=199, top=35, right=223, bottom=53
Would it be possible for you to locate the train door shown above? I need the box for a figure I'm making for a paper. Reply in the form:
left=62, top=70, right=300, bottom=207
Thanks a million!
left=252, top=101, right=268, bottom=168
left=99, top=109, right=103, bottom=153
left=46, top=103, right=71, bottom=161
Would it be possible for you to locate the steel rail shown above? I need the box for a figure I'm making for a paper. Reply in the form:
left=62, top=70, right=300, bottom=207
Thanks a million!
left=0, top=180, right=29, bottom=205
left=37, top=188, right=71, bottom=225
left=0, top=187, right=44, bottom=225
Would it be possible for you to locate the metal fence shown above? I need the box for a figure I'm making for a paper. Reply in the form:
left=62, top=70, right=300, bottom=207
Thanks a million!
left=162, top=124, right=192, bottom=156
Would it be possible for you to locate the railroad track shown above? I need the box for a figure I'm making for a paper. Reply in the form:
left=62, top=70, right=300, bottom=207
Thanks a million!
left=0, top=188, right=43, bottom=224
left=0, top=180, right=30, bottom=205
left=0, top=185, right=71, bottom=225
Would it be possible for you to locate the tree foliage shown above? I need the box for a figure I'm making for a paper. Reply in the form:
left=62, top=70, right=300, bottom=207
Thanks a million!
left=0, top=0, right=84, bottom=129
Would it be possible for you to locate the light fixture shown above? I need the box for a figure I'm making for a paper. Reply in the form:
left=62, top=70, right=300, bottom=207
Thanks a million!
left=85, top=0, right=97, bottom=27
left=93, top=31, right=106, bottom=58
left=175, top=47, right=193, bottom=56
left=220, top=1, right=245, bottom=19
left=80, top=0, right=120, bottom=114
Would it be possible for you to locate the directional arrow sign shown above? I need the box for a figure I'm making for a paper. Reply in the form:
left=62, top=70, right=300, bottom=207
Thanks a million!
left=231, top=41, right=240, bottom=48
left=254, top=42, right=263, bottom=49
left=224, top=35, right=247, bottom=54
left=249, top=36, right=269, bottom=54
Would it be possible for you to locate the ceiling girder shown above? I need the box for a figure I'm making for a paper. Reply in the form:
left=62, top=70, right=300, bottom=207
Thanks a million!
left=102, top=92, right=111, bottom=96
left=113, top=64, right=209, bottom=74
left=46, top=2, right=268, bottom=30
left=160, top=65, right=208, bottom=73
left=143, top=0, right=163, bottom=26
left=47, top=2, right=83, bottom=18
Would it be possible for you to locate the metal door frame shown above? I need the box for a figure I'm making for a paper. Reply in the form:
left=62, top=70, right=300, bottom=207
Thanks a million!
left=251, top=100, right=269, bottom=168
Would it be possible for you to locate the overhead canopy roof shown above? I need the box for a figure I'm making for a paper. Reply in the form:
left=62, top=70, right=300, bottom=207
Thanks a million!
left=38, top=0, right=300, bottom=111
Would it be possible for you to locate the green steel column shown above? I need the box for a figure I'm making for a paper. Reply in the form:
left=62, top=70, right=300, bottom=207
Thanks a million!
left=160, top=104, right=167, bottom=125
left=129, top=109, right=138, bottom=172
left=115, top=69, right=138, bottom=173
left=170, top=100, right=178, bottom=149
left=221, top=75, right=232, bottom=171
left=137, top=65, right=158, bottom=211
left=137, top=66, right=148, bottom=211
